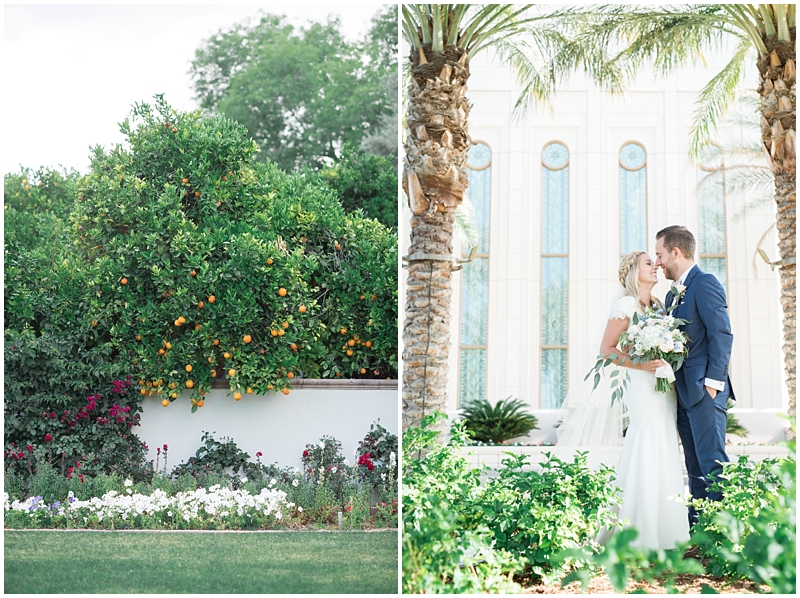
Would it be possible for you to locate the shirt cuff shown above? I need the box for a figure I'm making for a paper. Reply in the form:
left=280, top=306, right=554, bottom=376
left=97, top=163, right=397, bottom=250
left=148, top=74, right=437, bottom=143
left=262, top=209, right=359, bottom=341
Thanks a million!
left=704, top=378, right=725, bottom=392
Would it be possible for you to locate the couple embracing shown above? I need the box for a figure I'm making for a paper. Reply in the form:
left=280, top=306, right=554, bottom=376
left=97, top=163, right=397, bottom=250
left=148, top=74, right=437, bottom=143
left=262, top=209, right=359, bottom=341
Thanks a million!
left=558, top=225, right=734, bottom=551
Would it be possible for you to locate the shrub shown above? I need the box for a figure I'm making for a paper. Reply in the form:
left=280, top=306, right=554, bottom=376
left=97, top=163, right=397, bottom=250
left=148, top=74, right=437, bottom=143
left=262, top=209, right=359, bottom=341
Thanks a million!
left=310, top=146, right=398, bottom=228
left=472, top=451, right=620, bottom=581
left=354, top=420, right=397, bottom=490
left=459, top=396, right=538, bottom=444
left=67, top=96, right=396, bottom=410
left=691, top=421, right=795, bottom=593
left=402, top=414, right=521, bottom=593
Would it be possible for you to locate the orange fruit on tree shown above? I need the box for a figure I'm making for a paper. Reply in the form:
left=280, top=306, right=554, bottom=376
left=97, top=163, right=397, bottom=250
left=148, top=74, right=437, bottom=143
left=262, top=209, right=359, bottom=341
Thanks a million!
left=198, top=301, right=204, bottom=308
left=281, top=322, right=288, bottom=328
left=224, top=352, right=231, bottom=359
left=228, top=368, right=236, bottom=377
left=178, top=316, right=186, bottom=325
left=158, top=348, right=165, bottom=355
left=185, top=365, right=192, bottom=373
left=162, top=399, right=169, bottom=407
left=290, top=343, right=298, bottom=351
left=360, top=294, right=365, bottom=300
left=190, top=270, right=196, bottom=277
left=136, top=335, right=142, bottom=341
left=197, top=400, right=204, bottom=407
left=171, top=392, right=178, bottom=399
left=208, top=295, right=216, bottom=303
left=346, top=349, right=353, bottom=356
left=282, top=388, right=290, bottom=395
left=213, top=339, right=220, bottom=345
left=365, top=341, right=373, bottom=348
left=371, top=294, right=377, bottom=300
left=287, top=371, right=295, bottom=379
left=165, top=342, right=172, bottom=350
left=234, top=392, right=242, bottom=401
left=194, top=191, right=201, bottom=197
left=243, top=335, right=251, bottom=344
left=174, top=319, right=181, bottom=326
left=121, top=278, right=128, bottom=285
left=246, top=387, right=254, bottom=395
left=340, top=328, right=347, bottom=335
left=374, top=370, right=380, bottom=376
left=260, top=349, right=265, bottom=354
left=277, top=329, right=285, bottom=336
left=360, top=368, right=367, bottom=374
left=211, top=370, right=217, bottom=378
left=271, top=329, right=278, bottom=337
left=278, top=288, right=287, bottom=297
left=195, top=324, right=202, bottom=331
left=347, top=340, right=355, bottom=347
left=141, top=389, right=147, bottom=396
left=186, top=380, right=194, bottom=388
left=267, top=384, right=273, bottom=390
left=267, top=258, right=273, bottom=265
left=181, top=178, right=189, bottom=184
left=298, top=305, right=307, bottom=313
left=208, top=357, right=213, bottom=363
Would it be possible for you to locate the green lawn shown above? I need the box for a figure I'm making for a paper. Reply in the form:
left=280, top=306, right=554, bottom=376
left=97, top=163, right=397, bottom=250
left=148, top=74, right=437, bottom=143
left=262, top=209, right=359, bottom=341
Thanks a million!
left=4, top=530, right=398, bottom=594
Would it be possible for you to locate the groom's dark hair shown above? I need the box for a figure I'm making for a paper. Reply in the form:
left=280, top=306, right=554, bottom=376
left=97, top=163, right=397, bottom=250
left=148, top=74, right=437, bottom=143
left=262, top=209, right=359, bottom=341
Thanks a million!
left=656, top=225, right=695, bottom=259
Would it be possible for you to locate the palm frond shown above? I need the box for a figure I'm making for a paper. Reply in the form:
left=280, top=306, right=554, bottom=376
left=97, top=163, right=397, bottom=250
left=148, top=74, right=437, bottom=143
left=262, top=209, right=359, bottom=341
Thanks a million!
left=689, top=36, right=753, bottom=159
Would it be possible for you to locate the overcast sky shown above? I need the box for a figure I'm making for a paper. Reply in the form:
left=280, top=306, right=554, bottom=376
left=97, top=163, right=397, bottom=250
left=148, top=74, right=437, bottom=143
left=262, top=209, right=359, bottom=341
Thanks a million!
left=3, top=3, right=391, bottom=175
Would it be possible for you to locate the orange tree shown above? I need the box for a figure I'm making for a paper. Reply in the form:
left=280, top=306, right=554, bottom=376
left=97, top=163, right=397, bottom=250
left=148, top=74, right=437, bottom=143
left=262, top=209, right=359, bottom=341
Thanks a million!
left=70, top=96, right=397, bottom=411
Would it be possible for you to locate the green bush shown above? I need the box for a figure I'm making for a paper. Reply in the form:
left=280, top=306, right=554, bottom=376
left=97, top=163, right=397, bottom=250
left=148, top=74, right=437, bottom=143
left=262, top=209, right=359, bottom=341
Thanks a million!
left=311, top=146, right=398, bottom=228
left=402, top=414, right=521, bottom=593
left=691, top=423, right=795, bottom=593
left=68, top=96, right=396, bottom=409
left=459, top=396, right=538, bottom=444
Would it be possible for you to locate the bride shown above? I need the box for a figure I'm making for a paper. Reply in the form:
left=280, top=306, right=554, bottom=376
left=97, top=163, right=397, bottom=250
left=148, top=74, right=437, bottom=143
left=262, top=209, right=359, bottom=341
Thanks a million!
left=557, top=251, right=689, bottom=550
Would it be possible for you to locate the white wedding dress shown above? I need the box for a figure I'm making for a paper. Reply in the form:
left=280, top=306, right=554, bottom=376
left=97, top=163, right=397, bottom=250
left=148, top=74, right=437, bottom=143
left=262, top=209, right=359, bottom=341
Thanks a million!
left=557, top=295, right=690, bottom=550
left=606, top=295, right=689, bottom=549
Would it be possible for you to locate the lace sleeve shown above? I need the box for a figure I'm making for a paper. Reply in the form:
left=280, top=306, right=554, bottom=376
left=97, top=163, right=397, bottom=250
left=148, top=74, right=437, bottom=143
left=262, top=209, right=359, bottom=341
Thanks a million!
left=608, top=295, right=637, bottom=320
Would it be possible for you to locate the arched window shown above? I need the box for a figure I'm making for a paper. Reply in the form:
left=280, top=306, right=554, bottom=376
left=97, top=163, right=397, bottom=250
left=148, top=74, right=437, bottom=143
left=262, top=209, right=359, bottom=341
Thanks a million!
left=619, top=142, right=647, bottom=255
left=458, top=142, right=491, bottom=406
left=697, top=146, right=728, bottom=290
left=541, top=142, right=569, bottom=409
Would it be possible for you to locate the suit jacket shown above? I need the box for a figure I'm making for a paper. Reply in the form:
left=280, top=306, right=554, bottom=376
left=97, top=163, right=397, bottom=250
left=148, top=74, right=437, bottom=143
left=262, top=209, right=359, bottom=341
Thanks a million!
left=668, top=266, right=735, bottom=408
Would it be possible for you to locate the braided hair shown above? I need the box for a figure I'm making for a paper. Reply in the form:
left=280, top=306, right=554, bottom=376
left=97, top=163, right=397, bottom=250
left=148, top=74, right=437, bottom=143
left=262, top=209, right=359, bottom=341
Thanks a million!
left=618, top=251, right=662, bottom=312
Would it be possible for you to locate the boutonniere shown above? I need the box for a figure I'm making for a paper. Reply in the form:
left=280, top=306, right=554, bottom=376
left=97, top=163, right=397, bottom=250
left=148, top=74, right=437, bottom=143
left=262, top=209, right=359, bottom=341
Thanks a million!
left=669, top=283, right=687, bottom=310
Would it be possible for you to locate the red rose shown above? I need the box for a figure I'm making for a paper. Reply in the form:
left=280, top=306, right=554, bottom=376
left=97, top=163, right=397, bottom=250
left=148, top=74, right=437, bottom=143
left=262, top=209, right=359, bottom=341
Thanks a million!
left=302, top=450, right=309, bottom=457
left=26, top=445, right=34, bottom=452
left=256, top=452, right=263, bottom=457
left=44, top=434, right=53, bottom=442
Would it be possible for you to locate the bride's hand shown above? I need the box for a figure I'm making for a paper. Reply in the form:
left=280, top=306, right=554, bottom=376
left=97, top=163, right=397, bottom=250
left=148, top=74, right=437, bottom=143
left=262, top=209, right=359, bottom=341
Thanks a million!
left=639, top=359, right=666, bottom=373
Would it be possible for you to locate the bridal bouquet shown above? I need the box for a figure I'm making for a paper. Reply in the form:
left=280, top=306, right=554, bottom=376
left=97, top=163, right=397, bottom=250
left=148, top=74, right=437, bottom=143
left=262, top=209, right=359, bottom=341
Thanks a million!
left=619, top=309, right=690, bottom=392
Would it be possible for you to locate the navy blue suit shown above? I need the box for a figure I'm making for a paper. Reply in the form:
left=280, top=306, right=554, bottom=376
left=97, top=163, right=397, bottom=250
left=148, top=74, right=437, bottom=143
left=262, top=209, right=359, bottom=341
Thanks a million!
left=668, top=265, right=733, bottom=528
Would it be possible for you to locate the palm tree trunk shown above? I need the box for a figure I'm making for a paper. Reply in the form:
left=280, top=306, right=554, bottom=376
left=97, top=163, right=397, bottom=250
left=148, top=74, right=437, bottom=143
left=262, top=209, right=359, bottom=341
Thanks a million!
left=758, top=30, right=796, bottom=435
left=402, top=45, right=471, bottom=432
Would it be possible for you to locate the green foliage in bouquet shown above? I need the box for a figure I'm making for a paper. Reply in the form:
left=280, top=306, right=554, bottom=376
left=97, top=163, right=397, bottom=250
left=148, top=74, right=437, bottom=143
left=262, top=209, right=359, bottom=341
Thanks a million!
left=459, top=396, right=538, bottom=444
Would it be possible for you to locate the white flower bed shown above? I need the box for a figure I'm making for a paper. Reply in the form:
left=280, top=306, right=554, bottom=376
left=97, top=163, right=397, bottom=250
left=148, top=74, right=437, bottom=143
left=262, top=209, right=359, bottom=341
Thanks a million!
left=4, top=483, right=294, bottom=528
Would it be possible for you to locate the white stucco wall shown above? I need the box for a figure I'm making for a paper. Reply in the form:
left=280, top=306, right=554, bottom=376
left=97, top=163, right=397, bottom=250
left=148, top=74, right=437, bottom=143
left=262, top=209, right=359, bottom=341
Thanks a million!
left=137, top=381, right=398, bottom=471
left=401, top=40, right=788, bottom=440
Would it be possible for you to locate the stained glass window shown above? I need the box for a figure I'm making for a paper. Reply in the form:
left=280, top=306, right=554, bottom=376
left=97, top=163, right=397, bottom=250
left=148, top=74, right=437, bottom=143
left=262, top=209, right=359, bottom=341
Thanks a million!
left=697, top=149, right=727, bottom=291
left=458, top=142, right=491, bottom=406
left=541, top=142, right=569, bottom=409
left=620, top=143, right=647, bottom=254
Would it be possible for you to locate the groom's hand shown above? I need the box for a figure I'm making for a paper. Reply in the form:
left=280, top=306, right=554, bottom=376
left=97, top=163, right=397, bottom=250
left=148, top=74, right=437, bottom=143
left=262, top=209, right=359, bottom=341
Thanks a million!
left=705, top=385, right=717, bottom=399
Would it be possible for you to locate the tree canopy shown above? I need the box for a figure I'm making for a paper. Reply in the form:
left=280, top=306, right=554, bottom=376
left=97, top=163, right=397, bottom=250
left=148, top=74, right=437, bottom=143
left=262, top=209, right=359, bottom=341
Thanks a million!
left=190, top=7, right=397, bottom=171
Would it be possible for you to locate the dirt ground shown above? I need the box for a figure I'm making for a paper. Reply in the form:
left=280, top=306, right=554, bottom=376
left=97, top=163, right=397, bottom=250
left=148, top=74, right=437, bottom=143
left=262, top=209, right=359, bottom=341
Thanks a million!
left=522, top=573, right=770, bottom=594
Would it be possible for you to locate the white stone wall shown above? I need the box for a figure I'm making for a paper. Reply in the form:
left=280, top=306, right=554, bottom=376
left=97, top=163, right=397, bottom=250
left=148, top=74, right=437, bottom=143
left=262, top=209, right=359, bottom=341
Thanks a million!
left=401, top=44, right=787, bottom=439
left=137, top=383, right=398, bottom=471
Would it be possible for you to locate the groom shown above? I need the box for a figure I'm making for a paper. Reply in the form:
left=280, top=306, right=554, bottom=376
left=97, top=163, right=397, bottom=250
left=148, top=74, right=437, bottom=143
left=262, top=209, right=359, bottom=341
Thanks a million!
left=654, top=225, right=734, bottom=530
